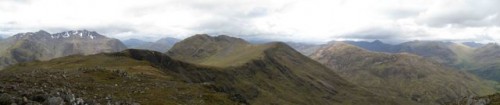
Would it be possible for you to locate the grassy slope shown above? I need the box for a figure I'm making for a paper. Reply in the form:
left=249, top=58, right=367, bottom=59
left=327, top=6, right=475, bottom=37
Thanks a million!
left=468, top=44, right=500, bottom=83
left=396, top=41, right=458, bottom=66
left=167, top=35, right=403, bottom=104
left=1, top=48, right=400, bottom=105
left=0, top=52, right=235, bottom=104
left=448, top=43, right=476, bottom=69
left=309, top=42, right=497, bottom=104
left=166, top=34, right=257, bottom=67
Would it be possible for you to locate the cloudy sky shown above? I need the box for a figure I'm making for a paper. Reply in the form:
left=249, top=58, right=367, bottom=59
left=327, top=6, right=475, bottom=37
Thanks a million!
left=1, top=0, right=499, bottom=43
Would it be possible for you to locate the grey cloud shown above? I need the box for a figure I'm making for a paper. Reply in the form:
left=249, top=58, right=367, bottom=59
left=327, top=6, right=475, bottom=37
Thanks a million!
left=189, top=18, right=270, bottom=37
left=386, top=9, right=422, bottom=19
left=128, top=1, right=271, bottom=19
left=338, top=27, right=405, bottom=41
left=0, top=0, right=32, bottom=4
left=0, top=0, right=32, bottom=11
left=123, top=0, right=279, bottom=40
left=2, top=0, right=499, bottom=44
left=417, top=0, right=500, bottom=27
left=179, top=1, right=271, bottom=18
left=473, top=34, right=495, bottom=41
left=84, top=25, right=138, bottom=35
left=337, top=26, right=435, bottom=44
left=338, top=25, right=498, bottom=44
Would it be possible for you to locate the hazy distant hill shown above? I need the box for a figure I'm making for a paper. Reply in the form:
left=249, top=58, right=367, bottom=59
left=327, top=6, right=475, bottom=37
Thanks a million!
left=306, top=40, right=500, bottom=86
left=343, top=40, right=397, bottom=53
left=0, top=35, right=403, bottom=104
left=462, top=42, right=485, bottom=48
left=285, top=42, right=321, bottom=56
left=123, top=38, right=149, bottom=47
left=470, top=43, right=500, bottom=81
left=343, top=41, right=500, bottom=82
left=124, top=37, right=180, bottom=52
left=0, top=30, right=126, bottom=69
left=309, top=42, right=496, bottom=104
left=307, top=40, right=492, bottom=69
left=394, top=41, right=459, bottom=65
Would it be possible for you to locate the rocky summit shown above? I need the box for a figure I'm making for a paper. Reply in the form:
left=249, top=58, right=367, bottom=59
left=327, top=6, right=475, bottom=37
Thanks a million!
left=0, top=30, right=126, bottom=69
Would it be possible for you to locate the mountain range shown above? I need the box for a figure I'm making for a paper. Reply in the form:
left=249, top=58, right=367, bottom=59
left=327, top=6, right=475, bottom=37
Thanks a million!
left=309, top=42, right=496, bottom=104
left=0, top=30, right=499, bottom=104
left=123, top=37, right=180, bottom=52
left=469, top=43, right=500, bottom=82
left=285, top=42, right=321, bottom=56
left=0, top=34, right=402, bottom=105
left=293, top=40, right=500, bottom=83
left=0, top=30, right=126, bottom=69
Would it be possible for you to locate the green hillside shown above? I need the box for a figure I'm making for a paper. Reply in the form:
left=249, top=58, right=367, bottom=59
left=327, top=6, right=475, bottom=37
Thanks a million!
left=309, top=42, right=497, bottom=105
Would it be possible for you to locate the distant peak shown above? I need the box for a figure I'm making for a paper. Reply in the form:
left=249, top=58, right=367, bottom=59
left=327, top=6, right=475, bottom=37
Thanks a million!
left=483, top=43, right=500, bottom=48
left=326, top=41, right=349, bottom=45
left=462, top=42, right=485, bottom=48
left=215, top=35, right=232, bottom=38
left=126, top=38, right=142, bottom=41
left=372, top=40, right=383, bottom=44
left=50, top=30, right=104, bottom=39
left=13, top=30, right=50, bottom=38
left=326, top=42, right=367, bottom=52
left=157, top=37, right=180, bottom=42
left=265, top=42, right=290, bottom=48
left=36, top=30, right=50, bottom=34
left=192, top=34, right=211, bottom=38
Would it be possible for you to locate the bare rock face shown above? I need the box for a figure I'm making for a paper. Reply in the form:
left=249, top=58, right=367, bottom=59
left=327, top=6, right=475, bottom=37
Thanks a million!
left=0, top=30, right=127, bottom=69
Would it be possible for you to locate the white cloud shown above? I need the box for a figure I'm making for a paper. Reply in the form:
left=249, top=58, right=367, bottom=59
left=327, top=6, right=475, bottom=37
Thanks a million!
left=0, top=0, right=499, bottom=43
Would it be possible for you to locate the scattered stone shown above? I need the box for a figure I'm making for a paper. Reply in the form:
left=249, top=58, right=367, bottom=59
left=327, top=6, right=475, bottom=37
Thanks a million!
left=75, top=98, right=85, bottom=105
left=63, top=93, right=75, bottom=103
left=44, top=97, right=65, bottom=105
left=0, top=93, right=13, bottom=105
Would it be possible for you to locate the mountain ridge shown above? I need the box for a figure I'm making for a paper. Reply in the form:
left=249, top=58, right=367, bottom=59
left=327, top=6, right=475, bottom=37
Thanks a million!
left=167, top=34, right=403, bottom=104
left=124, top=37, right=180, bottom=52
left=309, top=42, right=496, bottom=104
left=0, top=30, right=126, bottom=69
left=0, top=46, right=399, bottom=104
